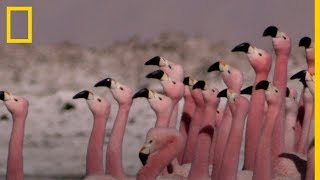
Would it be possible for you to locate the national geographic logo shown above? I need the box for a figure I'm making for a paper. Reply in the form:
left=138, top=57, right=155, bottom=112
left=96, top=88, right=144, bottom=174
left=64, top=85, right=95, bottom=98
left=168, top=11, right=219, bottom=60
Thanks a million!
left=6, top=6, right=32, bottom=43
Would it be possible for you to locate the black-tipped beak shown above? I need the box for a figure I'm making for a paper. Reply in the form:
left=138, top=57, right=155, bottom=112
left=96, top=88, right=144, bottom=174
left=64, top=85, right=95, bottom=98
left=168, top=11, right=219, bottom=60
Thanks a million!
left=231, top=42, right=250, bottom=53
left=286, top=87, right=290, bottom=97
left=208, top=62, right=220, bottom=72
left=183, top=77, right=191, bottom=86
left=132, top=88, right=149, bottom=99
left=94, top=78, right=112, bottom=88
left=217, top=89, right=228, bottom=98
left=145, top=56, right=161, bottom=66
left=139, top=152, right=149, bottom=166
left=290, top=70, right=306, bottom=81
left=263, top=26, right=278, bottom=37
left=193, top=80, right=206, bottom=90
left=299, top=37, right=312, bottom=48
left=241, top=86, right=253, bottom=95
left=146, top=70, right=164, bottom=80
left=73, top=90, right=90, bottom=99
left=0, top=91, right=4, bottom=101
left=255, top=80, right=270, bottom=90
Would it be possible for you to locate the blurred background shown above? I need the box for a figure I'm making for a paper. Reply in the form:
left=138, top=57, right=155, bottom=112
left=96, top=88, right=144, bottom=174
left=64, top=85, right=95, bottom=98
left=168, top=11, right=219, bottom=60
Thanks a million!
left=0, top=0, right=314, bottom=179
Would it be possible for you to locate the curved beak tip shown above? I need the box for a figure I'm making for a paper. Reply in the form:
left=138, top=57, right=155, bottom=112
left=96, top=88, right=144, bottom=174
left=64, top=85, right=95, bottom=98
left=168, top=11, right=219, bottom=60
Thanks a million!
left=0, top=91, right=5, bottom=101
left=146, top=70, right=164, bottom=79
left=255, top=80, right=270, bottom=90
left=139, top=152, right=149, bottom=166
left=94, top=78, right=112, bottom=88
left=217, top=89, right=227, bottom=98
left=299, top=37, right=311, bottom=48
left=231, top=42, right=250, bottom=53
left=208, top=62, right=220, bottom=72
left=193, top=80, right=206, bottom=90
left=263, top=26, right=278, bottom=37
left=145, top=56, right=161, bottom=66
left=73, top=90, right=90, bottom=99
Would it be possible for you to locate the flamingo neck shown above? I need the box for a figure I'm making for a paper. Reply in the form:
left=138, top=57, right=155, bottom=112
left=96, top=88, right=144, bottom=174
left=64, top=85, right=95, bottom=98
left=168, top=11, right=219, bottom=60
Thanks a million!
left=183, top=98, right=205, bottom=163
left=155, top=108, right=171, bottom=128
left=137, top=135, right=180, bottom=180
left=7, top=114, right=27, bottom=180
left=243, top=72, right=268, bottom=170
left=253, top=101, right=280, bottom=180
left=86, top=114, right=107, bottom=175
left=168, top=99, right=180, bottom=128
left=219, top=98, right=249, bottom=180
left=271, top=53, right=288, bottom=164
left=106, top=103, right=131, bottom=179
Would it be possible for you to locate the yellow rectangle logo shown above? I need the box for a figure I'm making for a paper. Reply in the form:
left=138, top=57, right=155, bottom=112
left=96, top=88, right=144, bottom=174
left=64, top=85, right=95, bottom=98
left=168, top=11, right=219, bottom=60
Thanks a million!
left=6, top=6, right=33, bottom=43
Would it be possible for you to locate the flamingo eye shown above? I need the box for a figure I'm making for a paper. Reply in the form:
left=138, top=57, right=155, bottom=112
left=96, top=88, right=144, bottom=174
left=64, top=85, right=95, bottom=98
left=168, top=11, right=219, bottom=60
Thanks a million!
left=97, top=98, right=101, bottom=102
left=258, top=53, right=262, bottom=56
left=14, top=98, right=18, bottom=102
left=228, top=70, right=231, bottom=74
left=120, top=87, right=124, bottom=91
left=172, top=81, right=176, bottom=85
left=282, top=36, right=287, bottom=40
left=168, top=65, right=172, bottom=69
left=275, top=89, right=278, bottom=93
left=217, top=110, right=220, bottom=114
left=212, top=89, right=215, bottom=92
left=159, top=97, right=162, bottom=101
left=149, top=140, right=153, bottom=143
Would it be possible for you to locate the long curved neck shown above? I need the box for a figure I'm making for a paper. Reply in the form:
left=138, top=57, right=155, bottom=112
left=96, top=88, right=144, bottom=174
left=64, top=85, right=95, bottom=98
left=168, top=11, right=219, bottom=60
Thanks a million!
left=183, top=95, right=205, bottom=163
left=155, top=108, right=171, bottom=128
left=297, top=88, right=314, bottom=154
left=86, top=114, right=107, bottom=175
left=211, top=104, right=232, bottom=179
left=189, top=103, right=217, bottom=179
left=106, top=103, right=132, bottom=179
left=271, top=53, right=288, bottom=164
left=178, top=92, right=195, bottom=163
left=243, top=72, right=268, bottom=170
left=137, top=136, right=180, bottom=180
left=219, top=99, right=248, bottom=180
left=253, top=102, right=280, bottom=180
left=168, top=99, right=180, bottom=128
left=7, top=114, right=27, bottom=180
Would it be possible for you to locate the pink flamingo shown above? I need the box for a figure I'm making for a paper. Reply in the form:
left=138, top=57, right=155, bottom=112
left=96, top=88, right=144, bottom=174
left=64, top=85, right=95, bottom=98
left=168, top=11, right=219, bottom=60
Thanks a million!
left=207, top=61, right=243, bottom=178
left=232, top=42, right=272, bottom=170
left=0, top=91, right=28, bottom=180
left=217, top=89, right=249, bottom=180
left=263, top=26, right=292, bottom=165
left=291, top=71, right=315, bottom=153
left=188, top=81, right=219, bottom=180
left=177, top=77, right=196, bottom=163
left=95, top=78, right=133, bottom=180
left=137, top=128, right=185, bottom=180
left=73, top=90, right=115, bottom=179
left=182, top=79, right=205, bottom=164
left=295, top=37, right=314, bottom=150
left=254, top=81, right=305, bottom=180
left=132, top=88, right=173, bottom=128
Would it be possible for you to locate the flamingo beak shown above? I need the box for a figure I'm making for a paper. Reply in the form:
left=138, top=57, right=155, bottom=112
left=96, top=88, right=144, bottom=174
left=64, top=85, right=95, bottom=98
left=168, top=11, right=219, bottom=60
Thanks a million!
left=231, top=42, right=251, bottom=53
left=0, top=91, right=12, bottom=101
left=193, top=80, right=206, bottom=90
left=146, top=70, right=165, bottom=80
left=73, top=90, right=90, bottom=100
left=132, top=88, right=150, bottom=99
left=217, top=89, right=228, bottom=98
left=208, top=62, right=221, bottom=72
left=299, top=37, right=312, bottom=48
left=290, top=70, right=306, bottom=81
left=94, top=78, right=113, bottom=88
left=255, top=80, right=270, bottom=90
left=263, top=26, right=278, bottom=37
left=139, top=144, right=151, bottom=166
left=241, top=86, right=253, bottom=95
left=145, top=56, right=161, bottom=66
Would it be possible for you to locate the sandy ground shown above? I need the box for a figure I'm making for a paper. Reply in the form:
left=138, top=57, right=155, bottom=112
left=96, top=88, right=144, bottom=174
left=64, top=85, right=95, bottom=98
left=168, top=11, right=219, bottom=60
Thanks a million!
left=0, top=32, right=307, bottom=179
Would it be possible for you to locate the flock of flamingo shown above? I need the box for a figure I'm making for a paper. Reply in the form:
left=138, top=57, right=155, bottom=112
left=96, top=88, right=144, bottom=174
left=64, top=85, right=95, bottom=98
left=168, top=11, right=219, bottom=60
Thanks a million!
left=0, top=25, right=314, bottom=180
